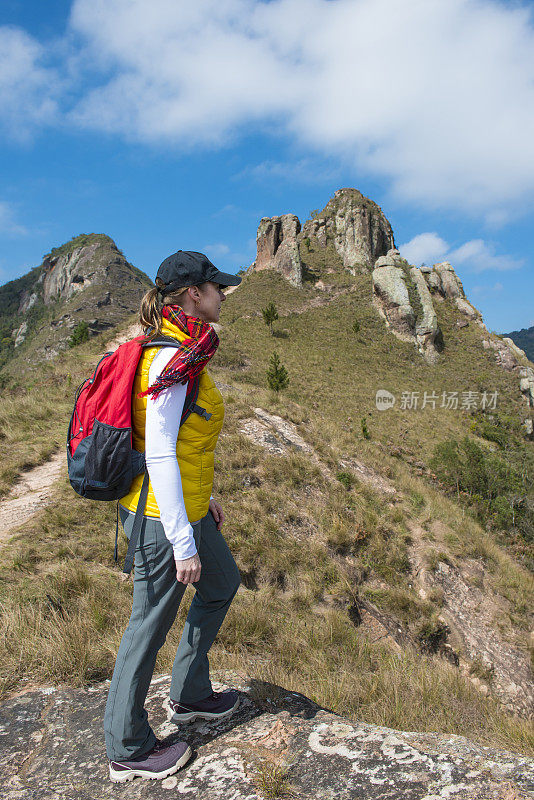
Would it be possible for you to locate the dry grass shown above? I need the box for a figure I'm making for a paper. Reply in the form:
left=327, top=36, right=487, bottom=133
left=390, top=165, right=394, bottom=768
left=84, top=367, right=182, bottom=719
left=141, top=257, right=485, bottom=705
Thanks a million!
left=0, top=279, right=533, bottom=757
left=252, top=758, right=299, bottom=799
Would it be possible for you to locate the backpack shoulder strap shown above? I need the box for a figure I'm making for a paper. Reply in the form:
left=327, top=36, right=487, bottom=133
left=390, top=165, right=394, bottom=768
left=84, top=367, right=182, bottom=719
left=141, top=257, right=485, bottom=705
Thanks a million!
left=122, top=471, right=150, bottom=575
left=141, top=335, right=183, bottom=348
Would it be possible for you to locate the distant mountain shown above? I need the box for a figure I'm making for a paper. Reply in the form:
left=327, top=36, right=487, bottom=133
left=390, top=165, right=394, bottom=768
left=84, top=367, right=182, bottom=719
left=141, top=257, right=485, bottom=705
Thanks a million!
left=0, top=233, right=152, bottom=372
left=503, top=325, right=534, bottom=362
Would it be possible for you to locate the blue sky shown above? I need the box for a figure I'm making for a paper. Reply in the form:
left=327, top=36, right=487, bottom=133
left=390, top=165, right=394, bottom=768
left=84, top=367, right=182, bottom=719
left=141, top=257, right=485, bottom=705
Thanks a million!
left=1, top=0, right=533, bottom=334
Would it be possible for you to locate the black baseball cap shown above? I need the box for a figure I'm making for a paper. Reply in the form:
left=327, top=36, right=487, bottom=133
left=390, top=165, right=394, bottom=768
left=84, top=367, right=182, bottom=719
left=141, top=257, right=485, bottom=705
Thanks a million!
left=155, top=250, right=242, bottom=294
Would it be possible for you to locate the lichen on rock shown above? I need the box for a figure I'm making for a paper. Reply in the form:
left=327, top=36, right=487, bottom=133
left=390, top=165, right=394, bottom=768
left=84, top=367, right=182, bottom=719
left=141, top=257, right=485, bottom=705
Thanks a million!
left=0, top=672, right=532, bottom=799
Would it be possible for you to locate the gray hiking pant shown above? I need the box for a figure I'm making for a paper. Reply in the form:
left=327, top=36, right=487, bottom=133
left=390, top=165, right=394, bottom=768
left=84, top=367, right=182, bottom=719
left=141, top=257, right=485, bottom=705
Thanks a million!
left=103, top=506, right=241, bottom=761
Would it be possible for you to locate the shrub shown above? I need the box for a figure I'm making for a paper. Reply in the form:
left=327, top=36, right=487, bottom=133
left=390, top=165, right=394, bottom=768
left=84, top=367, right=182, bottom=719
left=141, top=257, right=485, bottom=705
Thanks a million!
left=429, top=435, right=534, bottom=551
left=262, top=302, right=279, bottom=336
left=336, top=471, right=353, bottom=490
left=69, top=321, right=90, bottom=348
left=267, top=352, right=289, bottom=393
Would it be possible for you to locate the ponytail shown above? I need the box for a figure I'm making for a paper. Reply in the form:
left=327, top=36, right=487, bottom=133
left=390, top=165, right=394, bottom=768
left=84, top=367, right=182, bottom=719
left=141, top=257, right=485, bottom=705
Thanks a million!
left=139, top=284, right=194, bottom=340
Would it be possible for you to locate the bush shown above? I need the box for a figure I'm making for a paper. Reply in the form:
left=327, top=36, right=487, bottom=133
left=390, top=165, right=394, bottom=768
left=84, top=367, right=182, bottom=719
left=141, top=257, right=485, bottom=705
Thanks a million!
left=267, top=352, right=289, bottom=393
left=69, top=321, right=90, bottom=348
left=262, top=302, right=279, bottom=336
left=336, top=471, right=353, bottom=490
left=429, top=435, right=534, bottom=544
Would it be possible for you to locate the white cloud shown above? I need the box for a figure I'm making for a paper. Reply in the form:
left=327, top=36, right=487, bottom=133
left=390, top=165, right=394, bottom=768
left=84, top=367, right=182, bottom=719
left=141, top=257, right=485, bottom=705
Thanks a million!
left=65, top=0, right=534, bottom=213
left=236, top=158, right=342, bottom=185
left=4, top=1, right=534, bottom=214
left=204, top=243, right=231, bottom=257
left=399, top=232, right=523, bottom=273
left=448, top=240, right=523, bottom=273
left=204, top=240, right=255, bottom=269
left=398, top=233, right=448, bottom=266
left=470, top=281, right=504, bottom=297
left=0, top=201, right=28, bottom=236
left=212, top=204, right=240, bottom=218
left=0, top=26, right=59, bottom=140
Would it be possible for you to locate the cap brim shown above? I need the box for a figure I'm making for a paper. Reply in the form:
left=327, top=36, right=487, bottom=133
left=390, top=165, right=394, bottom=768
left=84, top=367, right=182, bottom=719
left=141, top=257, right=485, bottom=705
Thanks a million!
left=212, top=269, right=242, bottom=288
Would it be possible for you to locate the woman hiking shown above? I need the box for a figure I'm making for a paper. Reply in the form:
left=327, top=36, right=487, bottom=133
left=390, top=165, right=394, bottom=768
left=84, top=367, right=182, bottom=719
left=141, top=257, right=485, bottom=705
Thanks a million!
left=104, top=250, right=242, bottom=783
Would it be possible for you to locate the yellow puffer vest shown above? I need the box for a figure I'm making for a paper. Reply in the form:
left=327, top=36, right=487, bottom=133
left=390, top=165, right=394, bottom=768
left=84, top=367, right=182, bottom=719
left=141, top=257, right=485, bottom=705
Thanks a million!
left=119, top=316, right=224, bottom=521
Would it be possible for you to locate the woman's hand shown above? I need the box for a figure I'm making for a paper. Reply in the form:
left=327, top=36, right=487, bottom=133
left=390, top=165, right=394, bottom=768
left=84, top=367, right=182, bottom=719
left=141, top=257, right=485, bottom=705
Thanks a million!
left=175, top=553, right=201, bottom=584
left=209, top=498, right=225, bottom=530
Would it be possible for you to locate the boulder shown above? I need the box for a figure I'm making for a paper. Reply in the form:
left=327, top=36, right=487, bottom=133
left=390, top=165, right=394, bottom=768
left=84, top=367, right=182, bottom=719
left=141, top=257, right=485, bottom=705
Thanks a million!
left=519, top=366, right=534, bottom=407
left=455, top=297, right=482, bottom=320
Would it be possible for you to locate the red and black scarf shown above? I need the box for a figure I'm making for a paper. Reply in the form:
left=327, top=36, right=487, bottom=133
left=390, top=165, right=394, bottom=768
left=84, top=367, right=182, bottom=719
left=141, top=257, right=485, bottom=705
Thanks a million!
left=138, top=305, right=219, bottom=401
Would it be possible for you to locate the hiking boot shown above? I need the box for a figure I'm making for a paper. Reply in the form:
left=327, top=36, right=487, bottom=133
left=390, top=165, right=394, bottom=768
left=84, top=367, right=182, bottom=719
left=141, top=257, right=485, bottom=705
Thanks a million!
left=168, top=689, right=240, bottom=722
left=109, top=738, right=191, bottom=783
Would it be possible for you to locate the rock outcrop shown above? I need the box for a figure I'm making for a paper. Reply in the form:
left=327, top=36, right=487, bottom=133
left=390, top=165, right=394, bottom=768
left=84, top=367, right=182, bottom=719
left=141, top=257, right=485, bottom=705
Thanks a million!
left=254, top=214, right=302, bottom=287
left=246, top=190, right=533, bottom=434
left=1, top=672, right=532, bottom=799
left=39, top=234, right=147, bottom=307
left=372, top=248, right=442, bottom=363
left=302, top=187, right=395, bottom=270
left=371, top=249, right=534, bottom=419
left=0, top=234, right=151, bottom=368
left=424, top=261, right=483, bottom=322
left=249, top=188, right=395, bottom=285
left=519, top=366, right=534, bottom=408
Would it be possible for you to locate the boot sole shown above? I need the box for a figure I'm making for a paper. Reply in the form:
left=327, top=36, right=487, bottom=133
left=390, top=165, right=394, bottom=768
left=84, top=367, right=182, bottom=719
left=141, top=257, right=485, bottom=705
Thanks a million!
left=169, top=696, right=239, bottom=723
left=109, top=744, right=192, bottom=783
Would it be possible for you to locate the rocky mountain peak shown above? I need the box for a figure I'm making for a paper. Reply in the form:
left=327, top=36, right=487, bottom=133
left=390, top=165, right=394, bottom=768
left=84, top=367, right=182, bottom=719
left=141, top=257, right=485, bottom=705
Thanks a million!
left=311, top=187, right=396, bottom=269
left=39, top=233, right=121, bottom=305
left=250, top=188, right=396, bottom=286
left=0, top=233, right=151, bottom=368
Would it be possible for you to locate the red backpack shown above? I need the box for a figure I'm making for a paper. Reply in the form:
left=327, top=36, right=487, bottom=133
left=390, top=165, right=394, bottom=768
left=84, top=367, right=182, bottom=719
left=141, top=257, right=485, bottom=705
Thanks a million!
left=67, top=333, right=208, bottom=572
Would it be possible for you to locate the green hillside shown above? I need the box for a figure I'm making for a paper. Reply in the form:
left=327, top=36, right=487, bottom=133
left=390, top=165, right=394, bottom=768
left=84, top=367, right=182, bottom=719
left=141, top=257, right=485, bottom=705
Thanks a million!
left=0, top=265, right=532, bottom=756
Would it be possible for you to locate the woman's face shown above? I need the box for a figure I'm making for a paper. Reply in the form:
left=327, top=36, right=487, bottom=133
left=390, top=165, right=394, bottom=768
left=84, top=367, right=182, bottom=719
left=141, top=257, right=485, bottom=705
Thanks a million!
left=196, top=281, right=226, bottom=323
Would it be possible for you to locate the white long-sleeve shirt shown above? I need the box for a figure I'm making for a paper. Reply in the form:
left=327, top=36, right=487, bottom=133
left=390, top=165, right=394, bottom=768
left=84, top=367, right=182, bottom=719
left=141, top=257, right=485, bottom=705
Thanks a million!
left=142, top=347, right=205, bottom=560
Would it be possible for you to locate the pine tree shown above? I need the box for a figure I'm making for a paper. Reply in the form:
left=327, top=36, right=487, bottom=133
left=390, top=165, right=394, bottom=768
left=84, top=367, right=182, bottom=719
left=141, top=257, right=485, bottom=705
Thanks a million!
left=69, top=321, right=90, bottom=348
left=262, top=301, right=279, bottom=336
left=267, top=351, right=289, bottom=392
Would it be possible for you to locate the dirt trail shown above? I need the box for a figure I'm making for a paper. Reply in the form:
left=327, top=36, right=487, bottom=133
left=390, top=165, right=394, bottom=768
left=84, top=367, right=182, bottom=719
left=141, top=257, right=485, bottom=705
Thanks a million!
left=0, top=450, right=66, bottom=544
left=100, top=321, right=142, bottom=353
left=0, top=324, right=142, bottom=547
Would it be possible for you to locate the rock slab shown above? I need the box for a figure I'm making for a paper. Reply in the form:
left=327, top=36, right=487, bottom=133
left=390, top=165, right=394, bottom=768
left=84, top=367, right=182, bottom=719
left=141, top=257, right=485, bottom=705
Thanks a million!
left=1, top=672, right=533, bottom=799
